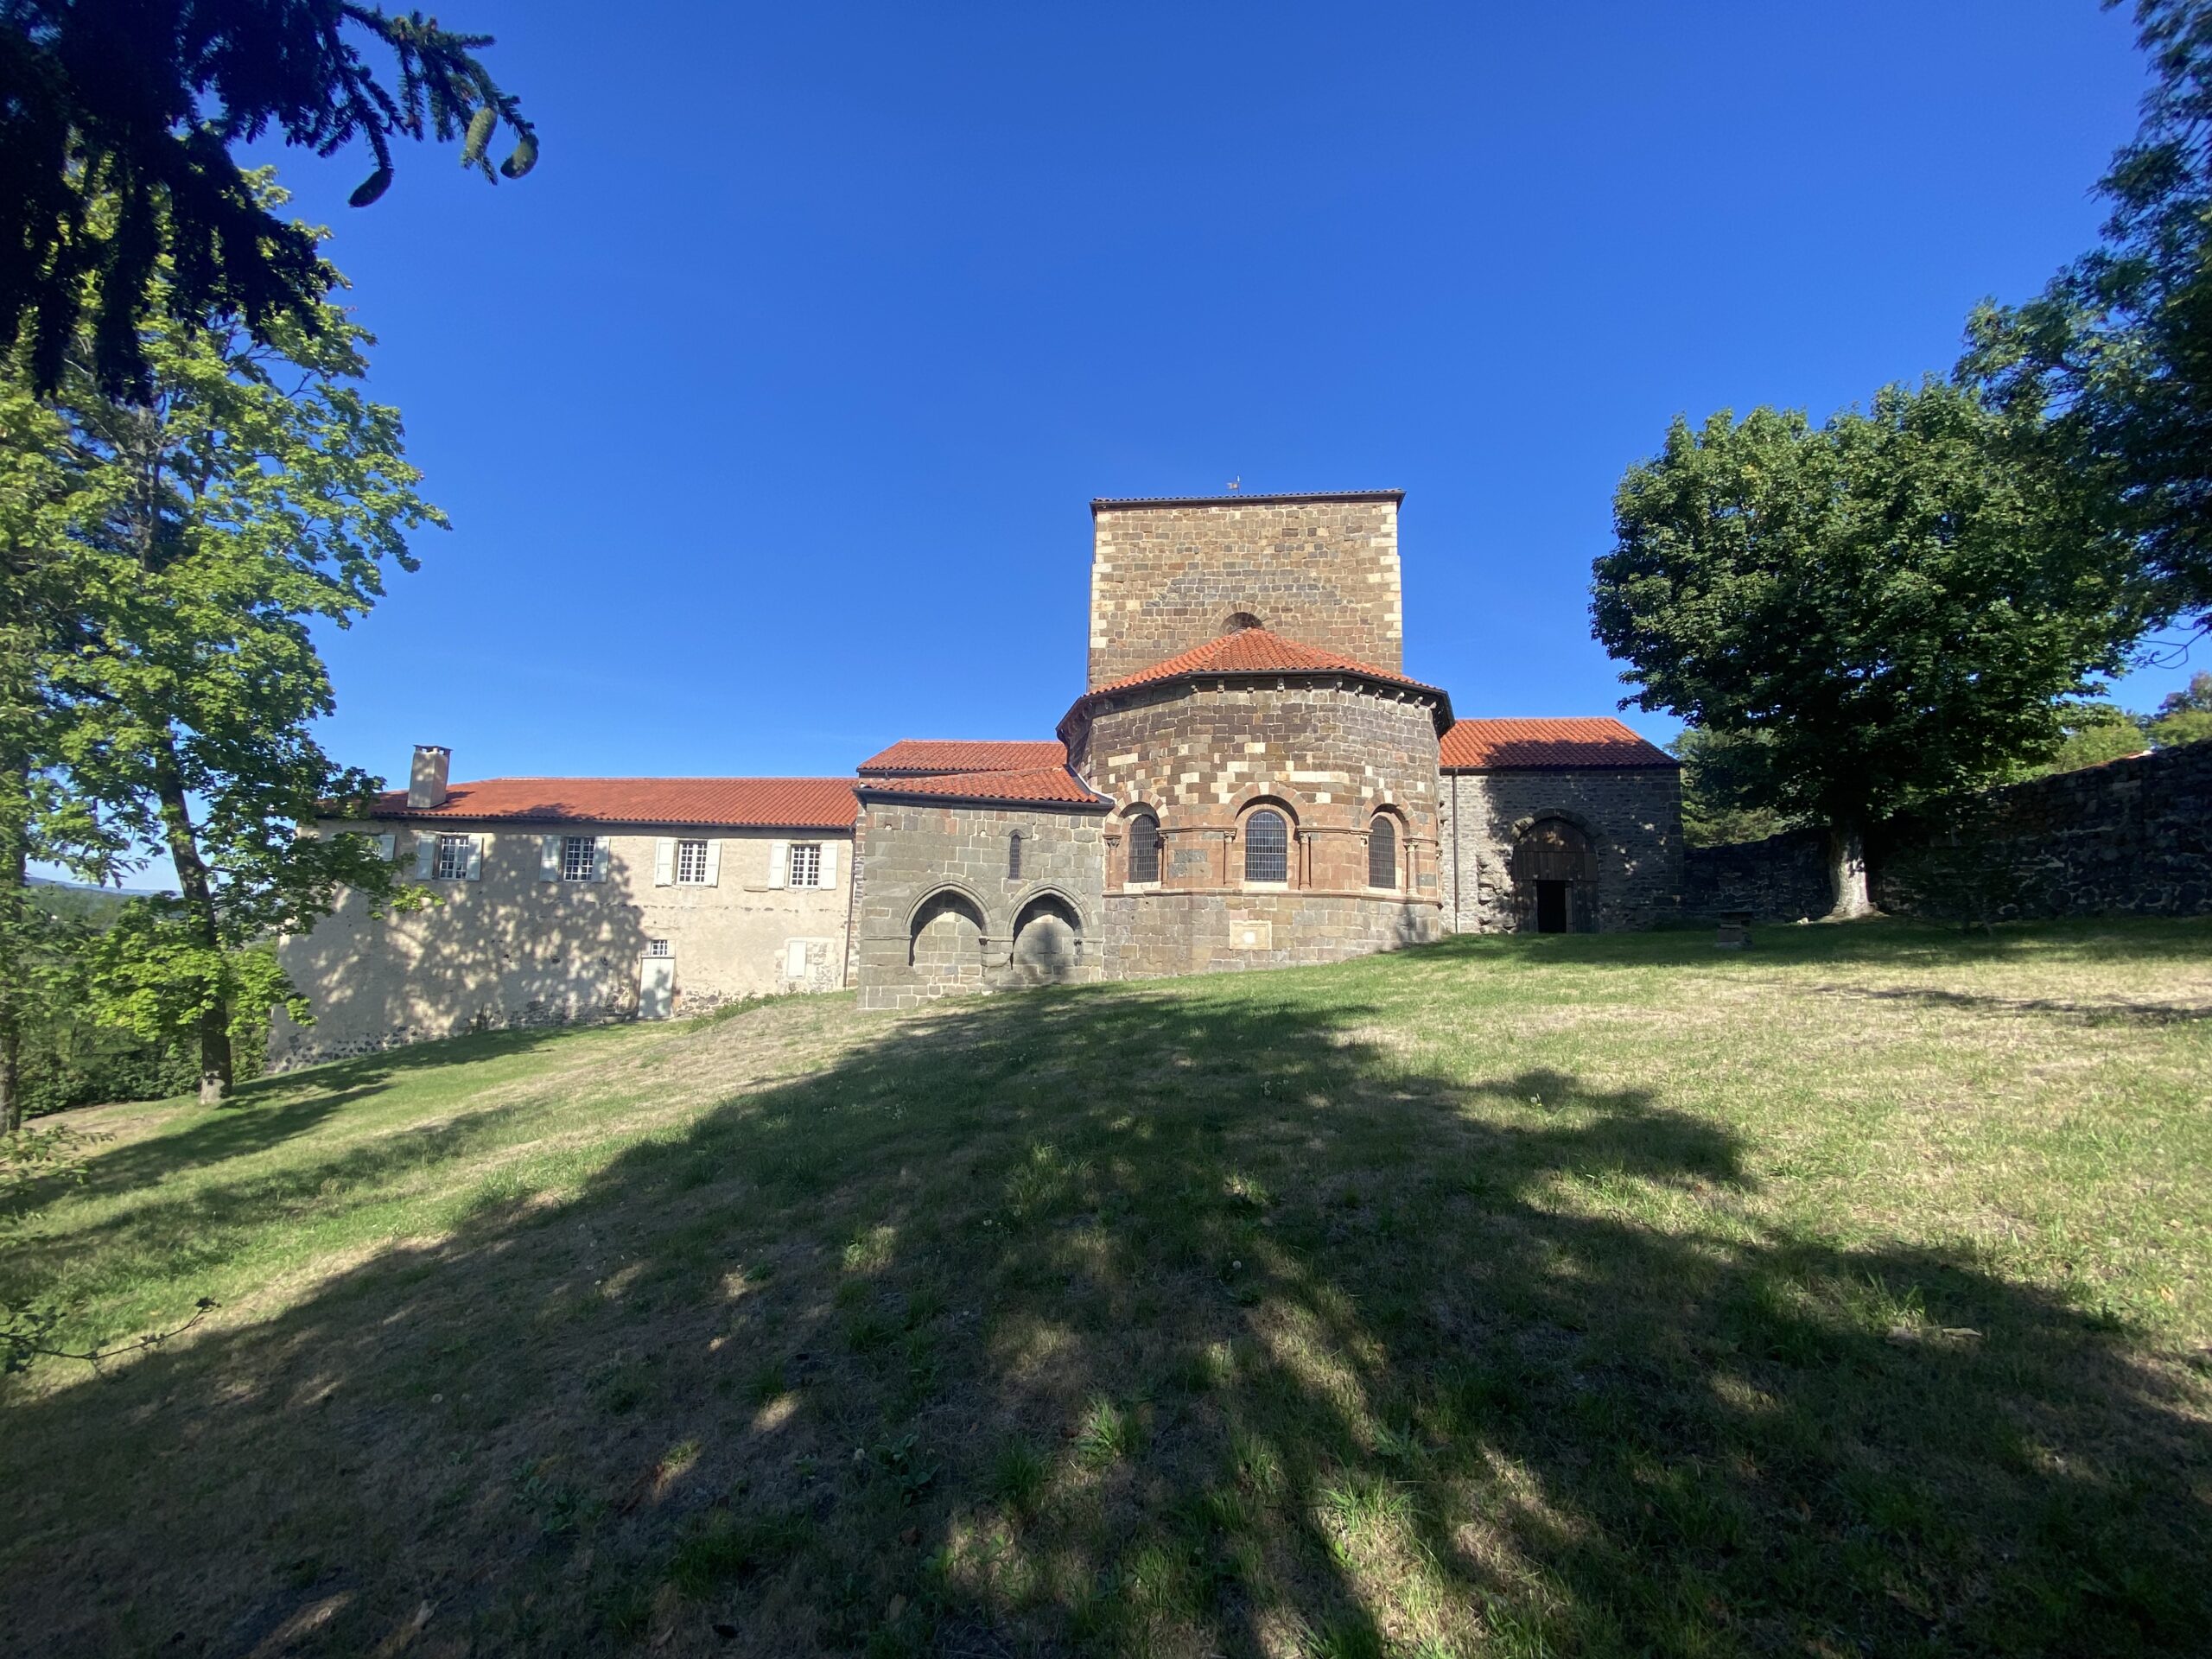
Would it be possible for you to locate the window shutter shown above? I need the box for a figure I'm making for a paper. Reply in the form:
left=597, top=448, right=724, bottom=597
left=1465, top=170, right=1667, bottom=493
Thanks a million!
left=376, top=833, right=396, bottom=861
left=785, top=940, right=807, bottom=979
left=466, top=835, right=485, bottom=880
left=413, top=830, right=437, bottom=879
left=768, top=840, right=788, bottom=888
left=819, top=843, right=837, bottom=889
left=592, top=836, right=612, bottom=883
left=704, top=839, right=722, bottom=887
left=654, top=838, right=675, bottom=887
left=541, top=835, right=562, bottom=880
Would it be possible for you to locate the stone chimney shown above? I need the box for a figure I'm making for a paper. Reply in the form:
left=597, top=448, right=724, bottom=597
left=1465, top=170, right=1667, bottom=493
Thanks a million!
left=408, top=744, right=450, bottom=810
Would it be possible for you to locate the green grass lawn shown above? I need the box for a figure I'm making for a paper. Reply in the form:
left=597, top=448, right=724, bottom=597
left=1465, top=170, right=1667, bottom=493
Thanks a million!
left=5, top=919, right=2210, bottom=1657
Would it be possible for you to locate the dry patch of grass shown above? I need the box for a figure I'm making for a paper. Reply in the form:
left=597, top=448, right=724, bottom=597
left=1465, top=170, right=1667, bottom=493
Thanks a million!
left=3, top=918, right=2209, bottom=1656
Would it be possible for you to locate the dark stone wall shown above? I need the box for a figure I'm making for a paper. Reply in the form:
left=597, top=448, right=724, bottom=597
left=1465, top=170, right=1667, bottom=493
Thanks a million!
left=1682, top=829, right=1832, bottom=924
left=1440, top=767, right=1684, bottom=932
left=1681, top=742, right=2212, bottom=923
left=1876, top=742, right=2212, bottom=921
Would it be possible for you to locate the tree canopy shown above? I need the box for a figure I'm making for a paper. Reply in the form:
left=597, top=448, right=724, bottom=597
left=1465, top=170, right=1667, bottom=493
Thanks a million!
left=1, top=1, right=534, bottom=400
left=1962, top=0, right=2212, bottom=634
left=1592, top=381, right=2139, bottom=915
left=2, top=178, right=437, bottom=1104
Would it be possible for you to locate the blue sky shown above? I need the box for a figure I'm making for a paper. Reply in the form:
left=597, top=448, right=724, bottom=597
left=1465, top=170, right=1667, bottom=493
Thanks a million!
left=244, top=3, right=2181, bottom=803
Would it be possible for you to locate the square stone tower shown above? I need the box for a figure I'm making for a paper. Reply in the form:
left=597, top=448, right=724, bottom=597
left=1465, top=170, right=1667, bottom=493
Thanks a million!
left=1086, top=490, right=1405, bottom=688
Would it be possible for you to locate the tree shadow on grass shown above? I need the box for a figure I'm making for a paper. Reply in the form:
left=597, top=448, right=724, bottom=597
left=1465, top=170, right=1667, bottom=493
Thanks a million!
left=4, top=982, right=2208, bottom=1657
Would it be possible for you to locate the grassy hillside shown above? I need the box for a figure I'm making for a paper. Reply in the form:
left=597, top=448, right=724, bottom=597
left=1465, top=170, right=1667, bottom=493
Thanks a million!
left=6, top=921, right=2210, bottom=1657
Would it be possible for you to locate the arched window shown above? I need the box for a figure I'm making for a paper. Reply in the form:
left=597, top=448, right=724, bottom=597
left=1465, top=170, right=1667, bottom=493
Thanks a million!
left=1127, top=813, right=1160, bottom=884
left=1368, top=816, right=1398, bottom=888
left=1007, top=830, right=1023, bottom=880
left=1243, top=808, right=1288, bottom=884
left=1223, top=610, right=1264, bottom=632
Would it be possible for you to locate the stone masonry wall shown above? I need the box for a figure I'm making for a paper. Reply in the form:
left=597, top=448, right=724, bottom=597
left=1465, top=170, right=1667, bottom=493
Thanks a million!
left=1088, top=495, right=1404, bottom=687
left=1876, top=742, right=2212, bottom=921
left=1680, top=743, right=2212, bottom=923
left=854, top=799, right=1109, bottom=1010
left=1440, top=768, right=1684, bottom=932
left=1067, top=679, right=1446, bottom=976
left=1681, top=829, right=1832, bottom=923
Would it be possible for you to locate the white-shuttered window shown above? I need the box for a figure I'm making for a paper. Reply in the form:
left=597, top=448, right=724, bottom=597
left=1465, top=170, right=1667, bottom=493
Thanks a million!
left=561, top=835, right=596, bottom=881
left=676, top=839, right=710, bottom=884
left=788, top=842, right=823, bottom=888
left=434, top=834, right=472, bottom=880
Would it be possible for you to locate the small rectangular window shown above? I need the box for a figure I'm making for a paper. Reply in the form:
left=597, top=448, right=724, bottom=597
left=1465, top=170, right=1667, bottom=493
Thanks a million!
left=645, top=938, right=672, bottom=958
left=434, top=833, right=472, bottom=880
left=788, top=842, right=823, bottom=888
left=561, top=835, right=595, bottom=881
left=675, top=838, right=709, bottom=884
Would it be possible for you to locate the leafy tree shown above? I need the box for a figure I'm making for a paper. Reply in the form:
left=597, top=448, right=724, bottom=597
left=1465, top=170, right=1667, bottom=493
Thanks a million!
left=2031, top=699, right=2152, bottom=775
left=10, top=181, right=437, bottom=1103
left=2, top=2, right=535, bottom=399
left=1666, top=728, right=1793, bottom=847
left=1962, top=0, right=2212, bottom=633
left=1592, top=381, right=2137, bottom=918
left=2148, top=669, right=2212, bottom=745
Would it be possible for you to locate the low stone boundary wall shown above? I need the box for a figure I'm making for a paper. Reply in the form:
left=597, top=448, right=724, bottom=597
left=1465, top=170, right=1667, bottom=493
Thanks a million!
left=1683, top=742, right=2212, bottom=924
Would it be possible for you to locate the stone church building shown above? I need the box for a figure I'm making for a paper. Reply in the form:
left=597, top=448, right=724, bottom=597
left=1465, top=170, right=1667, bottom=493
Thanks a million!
left=276, top=491, right=1681, bottom=1062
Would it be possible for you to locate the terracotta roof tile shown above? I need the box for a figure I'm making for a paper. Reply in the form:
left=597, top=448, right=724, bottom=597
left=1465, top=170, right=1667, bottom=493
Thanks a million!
left=855, top=766, right=1109, bottom=808
left=1440, top=719, right=1677, bottom=772
left=367, top=777, right=859, bottom=830
left=1085, top=627, right=1447, bottom=701
left=857, top=739, right=1066, bottom=776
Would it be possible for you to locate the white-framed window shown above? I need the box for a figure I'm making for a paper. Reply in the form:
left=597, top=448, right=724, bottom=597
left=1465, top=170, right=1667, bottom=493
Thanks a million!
left=645, top=938, right=673, bottom=958
left=434, top=833, right=472, bottom=880
left=676, top=838, right=710, bottom=884
left=561, top=835, right=596, bottom=881
left=788, top=842, right=823, bottom=888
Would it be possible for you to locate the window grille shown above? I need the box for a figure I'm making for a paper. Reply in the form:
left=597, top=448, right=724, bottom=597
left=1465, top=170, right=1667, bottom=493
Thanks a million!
left=434, top=833, right=471, bottom=880
left=788, top=842, right=823, bottom=888
left=646, top=938, right=672, bottom=958
left=676, top=839, right=710, bottom=884
left=1007, top=831, right=1023, bottom=880
left=561, top=835, right=595, bottom=881
left=1368, top=817, right=1398, bottom=888
left=1243, top=810, right=1288, bottom=883
left=1127, top=814, right=1160, bottom=884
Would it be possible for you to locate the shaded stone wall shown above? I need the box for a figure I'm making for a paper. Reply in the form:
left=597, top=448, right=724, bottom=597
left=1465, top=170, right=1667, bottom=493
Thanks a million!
left=853, top=799, right=1109, bottom=1010
left=1066, top=679, right=1447, bottom=976
left=1877, top=743, right=2212, bottom=921
left=1088, top=495, right=1404, bottom=687
left=1440, top=768, right=1684, bottom=932
left=1681, top=829, right=1831, bottom=924
left=1681, top=744, right=2212, bottom=923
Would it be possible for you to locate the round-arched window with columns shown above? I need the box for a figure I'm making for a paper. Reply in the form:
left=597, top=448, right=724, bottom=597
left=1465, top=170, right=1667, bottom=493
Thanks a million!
left=1368, top=815, right=1399, bottom=889
left=1127, top=812, right=1161, bottom=884
left=1243, top=809, right=1289, bottom=884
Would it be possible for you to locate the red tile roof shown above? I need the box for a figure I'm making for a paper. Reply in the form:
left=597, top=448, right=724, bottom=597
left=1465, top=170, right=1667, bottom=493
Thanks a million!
left=366, top=777, right=860, bottom=830
left=1440, top=719, right=1677, bottom=772
left=1084, top=627, right=1448, bottom=702
left=857, top=739, right=1067, bottom=776
left=855, top=766, right=1109, bottom=808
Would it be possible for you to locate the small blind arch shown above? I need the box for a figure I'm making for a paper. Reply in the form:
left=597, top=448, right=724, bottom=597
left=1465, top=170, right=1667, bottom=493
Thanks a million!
left=1127, top=812, right=1160, bottom=884
left=1368, top=815, right=1398, bottom=888
left=1244, top=809, right=1289, bottom=883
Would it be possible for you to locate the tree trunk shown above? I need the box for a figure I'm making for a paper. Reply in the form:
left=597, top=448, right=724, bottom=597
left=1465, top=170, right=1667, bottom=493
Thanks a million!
left=1823, top=817, right=1878, bottom=921
left=155, top=760, right=232, bottom=1105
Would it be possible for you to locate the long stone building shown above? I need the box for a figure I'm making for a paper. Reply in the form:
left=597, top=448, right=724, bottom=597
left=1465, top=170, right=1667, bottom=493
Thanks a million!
left=276, top=490, right=1681, bottom=1060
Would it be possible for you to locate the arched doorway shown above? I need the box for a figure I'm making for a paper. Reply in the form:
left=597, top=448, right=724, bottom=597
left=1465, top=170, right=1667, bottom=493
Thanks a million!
left=1008, top=893, right=1083, bottom=984
left=909, top=890, right=988, bottom=989
left=1514, top=817, right=1598, bottom=933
